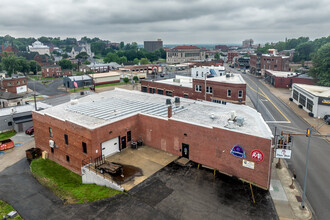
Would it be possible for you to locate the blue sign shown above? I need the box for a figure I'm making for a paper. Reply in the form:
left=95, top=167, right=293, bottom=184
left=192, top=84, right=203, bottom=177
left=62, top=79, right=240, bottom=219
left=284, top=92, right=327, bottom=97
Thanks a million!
left=230, top=145, right=246, bottom=158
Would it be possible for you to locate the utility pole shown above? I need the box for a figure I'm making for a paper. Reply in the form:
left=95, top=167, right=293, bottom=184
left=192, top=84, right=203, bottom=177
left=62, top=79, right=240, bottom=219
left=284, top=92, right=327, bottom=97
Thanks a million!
left=204, top=72, right=207, bottom=101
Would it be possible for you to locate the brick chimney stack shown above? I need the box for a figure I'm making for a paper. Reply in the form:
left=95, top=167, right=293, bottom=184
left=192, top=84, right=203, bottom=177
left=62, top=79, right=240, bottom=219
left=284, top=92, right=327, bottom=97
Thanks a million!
left=168, top=105, right=172, bottom=118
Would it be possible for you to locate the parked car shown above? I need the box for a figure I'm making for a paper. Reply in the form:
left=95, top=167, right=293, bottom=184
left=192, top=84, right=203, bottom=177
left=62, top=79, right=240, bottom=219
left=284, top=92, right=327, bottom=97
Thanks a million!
left=0, top=139, right=14, bottom=151
left=25, top=126, right=34, bottom=135
left=324, top=115, right=330, bottom=125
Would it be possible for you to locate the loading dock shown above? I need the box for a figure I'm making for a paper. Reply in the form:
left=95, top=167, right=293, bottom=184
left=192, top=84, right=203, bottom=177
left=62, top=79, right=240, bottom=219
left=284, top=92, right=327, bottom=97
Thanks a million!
left=101, top=137, right=120, bottom=157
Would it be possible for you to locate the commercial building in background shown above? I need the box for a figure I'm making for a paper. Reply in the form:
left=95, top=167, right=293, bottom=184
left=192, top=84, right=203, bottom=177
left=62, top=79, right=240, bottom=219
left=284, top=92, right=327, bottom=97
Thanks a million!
left=0, top=76, right=27, bottom=94
left=291, top=84, right=330, bottom=118
left=89, top=72, right=120, bottom=85
left=141, top=73, right=246, bottom=105
left=33, top=88, right=273, bottom=189
left=242, top=39, right=254, bottom=48
left=144, top=39, right=163, bottom=52
left=191, top=66, right=226, bottom=78
left=215, top=45, right=229, bottom=52
left=166, top=46, right=206, bottom=64
left=0, top=91, right=23, bottom=108
left=264, top=70, right=315, bottom=88
left=250, top=49, right=290, bottom=74
left=63, top=75, right=93, bottom=89
left=227, top=51, right=238, bottom=64
left=28, top=41, right=50, bottom=56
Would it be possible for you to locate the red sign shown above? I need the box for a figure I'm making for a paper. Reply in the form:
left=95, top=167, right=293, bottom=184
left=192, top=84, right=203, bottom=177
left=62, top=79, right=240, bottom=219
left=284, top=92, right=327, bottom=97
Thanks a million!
left=74, top=81, right=78, bottom=88
left=251, top=149, right=264, bottom=163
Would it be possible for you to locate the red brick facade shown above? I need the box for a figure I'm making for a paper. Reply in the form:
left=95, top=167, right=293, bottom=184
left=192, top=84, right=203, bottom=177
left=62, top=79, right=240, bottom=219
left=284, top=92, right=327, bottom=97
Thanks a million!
left=227, top=51, right=238, bottom=63
left=265, top=70, right=315, bottom=88
left=250, top=54, right=290, bottom=72
left=141, top=79, right=246, bottom=104
left=33, top=111, right=272, bottom=189
left=0, top=77, right=27, bottom=94
left=42, top=66, right=73, bottom=77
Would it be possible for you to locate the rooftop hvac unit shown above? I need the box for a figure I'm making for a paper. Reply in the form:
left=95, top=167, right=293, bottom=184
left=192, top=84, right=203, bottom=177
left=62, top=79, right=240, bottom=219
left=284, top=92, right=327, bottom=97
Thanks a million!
left=236, top=117, right=244, bottom=126
left=49, top=140, right=55, bottom=148
left=71, top=99, right=78, bottom=105
left=226, top=74, right=230, bottom=78
left=227, top=120, right=235, bottom=129
left=230, top=111, right=236, bottom=120
left=166, top=98, right=172, bottom=105
left=175, top=97, right=180, bottom=106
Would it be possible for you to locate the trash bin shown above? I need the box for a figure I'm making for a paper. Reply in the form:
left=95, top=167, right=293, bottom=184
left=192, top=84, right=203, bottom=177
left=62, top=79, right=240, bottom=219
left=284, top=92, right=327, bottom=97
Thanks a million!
left=131, top=142, right=137, bottom=149
left=137, top=140, right=143, bottom=146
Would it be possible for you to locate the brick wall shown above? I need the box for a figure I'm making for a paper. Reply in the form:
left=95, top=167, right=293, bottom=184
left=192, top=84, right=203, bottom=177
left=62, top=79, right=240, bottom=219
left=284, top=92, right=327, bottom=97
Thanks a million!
left=0, top=77, right=27, bottom=94
left=33, top=111, right=272, bottom=189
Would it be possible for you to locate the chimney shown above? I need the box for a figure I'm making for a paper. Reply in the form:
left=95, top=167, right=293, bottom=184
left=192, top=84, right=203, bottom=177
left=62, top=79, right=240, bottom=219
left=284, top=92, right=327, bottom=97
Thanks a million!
left=168, top=105, right=172, bottom=118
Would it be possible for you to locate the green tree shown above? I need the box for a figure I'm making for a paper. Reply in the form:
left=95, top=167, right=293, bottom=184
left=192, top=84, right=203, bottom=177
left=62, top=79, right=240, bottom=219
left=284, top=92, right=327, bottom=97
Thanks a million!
left=1, top=55, right=18, bottom=76
left=62, top=53, right=69, bottom=59
left=17, top=57, right=30, bottom=74
left=133, top=58, right=139, bottom=65
left=133, top=76, right=139, bottom=83
left=119, top=42, right=125, bottom=49
left=118, top=56, right=127, bottom=64
left=29, top=61, right=41, bottom=75
left=123, top=77, right=129, bottom=84
left=214, top=53, right=220, bottom=60
left=83, top=60, right=91, bottom=65
left=140, top=58, right=149, bottom=64
left=309, top=42, right=330, bottom=86
left=58, top=59, right=73, bottom=70
left=104, top=52, right=119, bottom=63
left=75, top=52, right=89, bottom=60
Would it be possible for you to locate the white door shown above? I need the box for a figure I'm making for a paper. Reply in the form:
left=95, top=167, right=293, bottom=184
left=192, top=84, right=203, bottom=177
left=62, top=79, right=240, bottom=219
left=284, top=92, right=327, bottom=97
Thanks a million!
left=101, top=137, right=120, bottom=157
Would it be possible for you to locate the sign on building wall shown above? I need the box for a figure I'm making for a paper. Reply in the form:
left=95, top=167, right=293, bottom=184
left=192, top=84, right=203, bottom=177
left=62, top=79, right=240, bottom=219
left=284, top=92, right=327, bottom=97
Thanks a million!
left=251, top=149, right=264, bottom=163
left=318, top=97, right=330, bottom=106
left=16, top=85, right=27, bottom=94
left=242, top=160, right=255, bottom=169
left=275, top=149, right=292, bottom=159
left=230, top=145, right=246, bottom=158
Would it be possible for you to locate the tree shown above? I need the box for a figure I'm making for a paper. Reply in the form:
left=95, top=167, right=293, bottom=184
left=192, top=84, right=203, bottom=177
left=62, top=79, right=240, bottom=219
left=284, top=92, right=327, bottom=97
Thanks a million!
left=29, top=61, right=41, bottom=75
left=58, top=59, right=73, bottom=70
left=62, top=53, right=69, bottom=59
left=17, top=57, right=30, bottom=74
left=123, top=77, right=129, bottom=84
left=214, top=53, right=220, bottom=60
left=119, top=42, right=125, bottom=49
left=309, top=42, right=330, bottom=86
left=104, top=52, right=119, bottom=63
left=133, top=76, right=139, bottom=83
left=75, top=52, right=89, bottom=60
left=133, top=58, right=139, bottom=65
left=1, top=55, right=18, bottom=76
left=118, top=56, right=127, bottom=64
left=83, top=60, right=91, bottom=65
left=140, top=58, right=149, bottom=64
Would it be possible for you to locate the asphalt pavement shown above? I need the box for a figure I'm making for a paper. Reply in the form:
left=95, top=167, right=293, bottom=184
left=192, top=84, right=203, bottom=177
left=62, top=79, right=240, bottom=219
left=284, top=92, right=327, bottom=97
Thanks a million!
left=27, top=78, right=67, bottom=96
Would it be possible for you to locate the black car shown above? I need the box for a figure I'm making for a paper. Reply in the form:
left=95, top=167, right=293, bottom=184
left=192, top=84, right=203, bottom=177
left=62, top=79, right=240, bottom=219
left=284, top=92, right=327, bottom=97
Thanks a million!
left=324, top=115, right=330, bottom=125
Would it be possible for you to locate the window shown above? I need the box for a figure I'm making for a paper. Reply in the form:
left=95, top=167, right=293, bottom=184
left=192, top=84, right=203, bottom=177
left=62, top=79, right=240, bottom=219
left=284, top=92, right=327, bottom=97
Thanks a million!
left=212, top=99, right=221, bottom=104
left=299, top=94, right=306, bottom=107
left=49, top=127, right=53, bottom=137
left=184, top=94, right=189, bottom=98
left=307, top=99, right=313, bottom=112
left=238, top=90, right=243, bottom=98
left=7, top=82, right=12, bottom=86
left=66, top=155, right=70, bottom=162
left=51, top=147, right=54, bottom=153
left=227, top=89, right=232, bottom=97
left=157, top=89, right=164, bottom=95
left=64, top=134, right=68, bottom=145
left=206, top=86, right=213, bottom=94
left=166, top=91, right=173, bottom=97
left=293, top=90, right=298, bottom=101
left=142, top=86, right=147, bottom=92
left=195, top=85, right=202, bottom=92
left=82, top=142, right=87, bottom=154
left=17, top=81, right=20, bottom=85
left=8, top=121, right=12, bottom=126
left=127, top=131, right=131, bottom=142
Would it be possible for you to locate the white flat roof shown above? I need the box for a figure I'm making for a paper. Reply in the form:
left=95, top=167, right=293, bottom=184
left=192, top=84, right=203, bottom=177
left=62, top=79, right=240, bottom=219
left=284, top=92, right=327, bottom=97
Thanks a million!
left=266, top=70, right=298, bottom=78
left=89, top=72, right=120, bottom=78
left=294, top=83, right=330, bottom=97
left=154, top=76, right=193, bottom=88
left=36, top=88, right=272, bottom=139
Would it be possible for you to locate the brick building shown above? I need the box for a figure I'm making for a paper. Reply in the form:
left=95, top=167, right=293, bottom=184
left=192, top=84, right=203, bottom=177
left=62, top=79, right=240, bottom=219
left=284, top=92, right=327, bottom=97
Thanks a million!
left=141, top=74, right=246, bottom=105
left=227, top=51, right=238, bottom=63
left=0, top=76, right=28, bottom=94
left=250, top=50, right=290, bottom=74
left=214, top=45, right=229, bottom=52
left=166, top=46, right=206, bottom=64
left=41, top=66, right=73, bottom=78
left=264, top=70, right=315, bottom=88
left=33, top=88, right=273, bottom=189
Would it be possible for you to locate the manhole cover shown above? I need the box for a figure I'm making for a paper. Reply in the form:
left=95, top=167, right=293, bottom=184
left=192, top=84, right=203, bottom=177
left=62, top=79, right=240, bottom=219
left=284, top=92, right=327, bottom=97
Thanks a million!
left=296, top=195, right=302, bottom=202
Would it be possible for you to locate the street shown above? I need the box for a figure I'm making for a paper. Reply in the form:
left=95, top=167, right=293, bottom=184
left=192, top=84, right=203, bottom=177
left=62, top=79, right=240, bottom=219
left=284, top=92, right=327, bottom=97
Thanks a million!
left=27, top=78, right=67, bottom=96
left=229, top=67, right=330, bottom=220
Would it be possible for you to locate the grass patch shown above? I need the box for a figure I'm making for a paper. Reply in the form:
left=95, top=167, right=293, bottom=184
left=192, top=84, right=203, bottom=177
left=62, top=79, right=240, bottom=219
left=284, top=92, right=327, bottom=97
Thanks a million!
left=0, top=200, right=22, bottom=220
left=30, top=158, right=122, bottom=204
left=0, top=130, right=16, bottom=141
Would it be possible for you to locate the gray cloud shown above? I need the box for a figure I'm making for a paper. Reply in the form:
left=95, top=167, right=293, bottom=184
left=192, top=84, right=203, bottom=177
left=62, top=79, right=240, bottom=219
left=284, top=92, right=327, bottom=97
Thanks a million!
left=0, top=0, right=330, bottom=44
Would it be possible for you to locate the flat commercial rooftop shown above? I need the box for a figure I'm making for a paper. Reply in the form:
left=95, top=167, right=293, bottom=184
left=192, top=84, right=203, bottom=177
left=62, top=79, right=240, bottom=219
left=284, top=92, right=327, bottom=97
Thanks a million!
left=294, top=83, right=330, bottom=97
left=36, top=88, right=272, bottom=139
left=153, top=74, right=245, bottom=88
left=266, top=70, right=298, bottom=78
left=89, top=72, right=120, bottom=78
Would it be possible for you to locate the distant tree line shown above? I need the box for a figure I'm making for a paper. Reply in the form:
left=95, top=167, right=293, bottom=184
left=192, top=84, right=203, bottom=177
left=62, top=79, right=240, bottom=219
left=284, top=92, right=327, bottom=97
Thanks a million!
left=0, top=53, right=41, bottom=76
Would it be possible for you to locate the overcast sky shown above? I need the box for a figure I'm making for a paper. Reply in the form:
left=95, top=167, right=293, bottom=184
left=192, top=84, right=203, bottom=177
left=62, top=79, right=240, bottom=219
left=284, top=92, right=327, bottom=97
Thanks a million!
left=1, top=0, right=330, bottom=45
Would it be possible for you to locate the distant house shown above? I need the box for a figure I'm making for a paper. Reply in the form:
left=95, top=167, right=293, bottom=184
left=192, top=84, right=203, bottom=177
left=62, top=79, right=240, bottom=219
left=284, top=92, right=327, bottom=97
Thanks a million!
left=63, top=75, right=93, bottom=89
left=41, top=66, right=73, bottom=78
left=0, top=91, right=23, bottom=108
left=0, top=76, right=28, bottom=94
left=0, top=44, right=18, bottom=56
left=0, top=105, right=33, bottom=133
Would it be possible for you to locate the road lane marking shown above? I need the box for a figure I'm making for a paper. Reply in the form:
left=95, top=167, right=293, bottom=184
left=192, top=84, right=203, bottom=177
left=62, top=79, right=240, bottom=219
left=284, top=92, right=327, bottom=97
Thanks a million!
left=244, top=77, right=291, bottom=122
left=265, top=121, right=291, bottom=124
